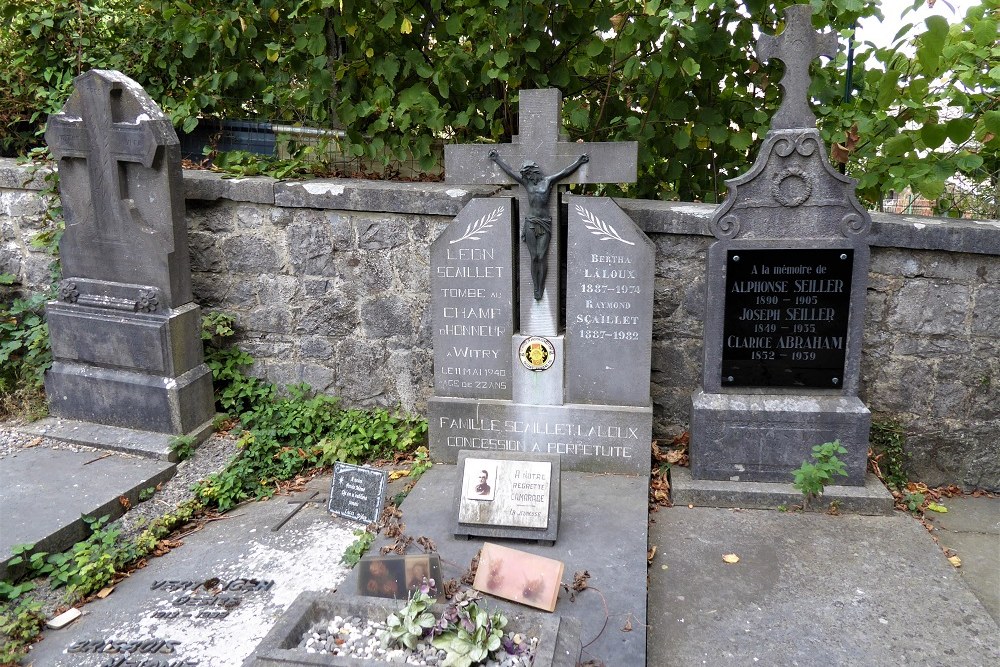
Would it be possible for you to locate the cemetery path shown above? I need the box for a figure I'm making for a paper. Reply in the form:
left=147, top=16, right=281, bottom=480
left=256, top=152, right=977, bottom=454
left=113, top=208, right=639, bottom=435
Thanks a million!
left=648, top=504, right=1000, bottom=666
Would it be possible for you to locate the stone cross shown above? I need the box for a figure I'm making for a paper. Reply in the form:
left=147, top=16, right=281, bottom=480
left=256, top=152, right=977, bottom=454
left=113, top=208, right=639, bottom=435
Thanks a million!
left=756, top=4, right=839, bottom=131
left=45, top=70, right=174, bottom=244
left=445, top=89, right=637, bottom=336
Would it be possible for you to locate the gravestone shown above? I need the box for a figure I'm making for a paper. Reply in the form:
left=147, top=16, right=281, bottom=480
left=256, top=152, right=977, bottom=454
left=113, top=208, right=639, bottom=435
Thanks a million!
left=327, top=462, right=388, bottom=525
left=431, top=89, right=653, bottom=475
left=43, top=70, right=213, bottom=452
left=690, top=5, right=872, bottom=485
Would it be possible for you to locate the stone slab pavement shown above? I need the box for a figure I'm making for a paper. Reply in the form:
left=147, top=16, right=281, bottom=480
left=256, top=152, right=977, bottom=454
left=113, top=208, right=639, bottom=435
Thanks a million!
left=647, top=503, right=1000, bottom=666
left=0, top=444, right=176, bottom=579
left=923, top=495, right=1000, bottom=624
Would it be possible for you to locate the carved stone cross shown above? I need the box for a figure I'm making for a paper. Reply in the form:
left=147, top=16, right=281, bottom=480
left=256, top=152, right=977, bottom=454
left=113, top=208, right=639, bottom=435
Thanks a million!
left=757, top=4, right=839, bottom=131
left=45, top=69, right=190, bottom=308
left=46, top=70, right=174, bottom=243
left=445, top=89, right=637, bottom=336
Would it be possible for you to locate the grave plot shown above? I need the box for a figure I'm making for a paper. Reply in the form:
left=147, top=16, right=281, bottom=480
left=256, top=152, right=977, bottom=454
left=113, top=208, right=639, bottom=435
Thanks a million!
left=23, top=481, right=357, bottom=667
left=684, top=6, right=891, bottom=511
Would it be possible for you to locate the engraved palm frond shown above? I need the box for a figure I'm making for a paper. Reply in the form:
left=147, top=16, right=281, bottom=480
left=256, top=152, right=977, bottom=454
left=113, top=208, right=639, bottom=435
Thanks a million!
left=575, top=204, right=635, bottom=246
left=449, top=205, right=505, bottom=244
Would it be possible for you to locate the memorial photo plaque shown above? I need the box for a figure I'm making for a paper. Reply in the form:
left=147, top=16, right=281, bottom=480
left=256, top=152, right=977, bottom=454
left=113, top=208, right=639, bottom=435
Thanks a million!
left=328, top=463, right=388, bottom=525
left=721, top=248, right=853, bottom=388
left=454, top=451, right=561, bottom=544
left=356, top=554, right=443, bottom=600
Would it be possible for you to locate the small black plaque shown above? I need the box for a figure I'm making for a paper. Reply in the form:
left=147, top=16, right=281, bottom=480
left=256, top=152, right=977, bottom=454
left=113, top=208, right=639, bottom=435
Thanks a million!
left=328, top=462, right=388, bottom=525
left=721, top=248, right=853, bottom=388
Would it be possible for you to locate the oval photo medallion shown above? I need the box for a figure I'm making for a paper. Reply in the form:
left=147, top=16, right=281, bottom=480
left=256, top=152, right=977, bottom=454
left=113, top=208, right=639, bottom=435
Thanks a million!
left=518, top=336, right=556, bottom=371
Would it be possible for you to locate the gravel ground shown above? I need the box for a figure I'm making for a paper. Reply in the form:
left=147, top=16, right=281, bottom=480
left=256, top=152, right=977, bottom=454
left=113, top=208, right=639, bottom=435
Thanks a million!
left=0, top=420, right=240, bottom=620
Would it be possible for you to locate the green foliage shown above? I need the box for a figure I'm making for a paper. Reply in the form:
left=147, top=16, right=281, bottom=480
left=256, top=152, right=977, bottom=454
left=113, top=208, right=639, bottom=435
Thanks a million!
left=0, top=281, right=53, bottom=401
left=383, top=590, right=436, bottom=651
left=340, top=529, right=375, bottom=567
left=196, top=312, right=427, bottom=512
left=903, top=491, right=926, bottom=513
left=42, top=515, right=124, bottom=599
left=0, top=597, right=45, bottom=664
left=3, top=1, right=994, bottom=208
left=870, top=419, right=908, bottom=490
left=430, top=595, right=508, bottom=667
left=169, top=435, right=196, bottom=461
left=791, top=440, right=849, bottom=506
left=822, top=0, right=999, bottom=214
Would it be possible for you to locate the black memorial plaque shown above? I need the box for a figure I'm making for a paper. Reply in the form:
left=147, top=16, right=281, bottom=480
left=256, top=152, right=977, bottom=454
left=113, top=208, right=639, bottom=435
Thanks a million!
left=328, top=462, right=388, bottom=525
left=721, top=248, right=853, bottom=388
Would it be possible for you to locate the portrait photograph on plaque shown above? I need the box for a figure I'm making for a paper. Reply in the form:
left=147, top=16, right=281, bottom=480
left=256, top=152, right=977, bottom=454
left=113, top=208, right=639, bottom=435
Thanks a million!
left=356, top=554, right=443, bottom=600
left=463, top=459, right=499, bottom=502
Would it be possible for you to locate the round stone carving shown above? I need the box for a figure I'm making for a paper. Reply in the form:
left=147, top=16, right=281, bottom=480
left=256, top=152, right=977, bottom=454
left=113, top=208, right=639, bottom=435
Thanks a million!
left=771, top=167, right=813, bottom=207
left=518, top=336, right=555, bottom=371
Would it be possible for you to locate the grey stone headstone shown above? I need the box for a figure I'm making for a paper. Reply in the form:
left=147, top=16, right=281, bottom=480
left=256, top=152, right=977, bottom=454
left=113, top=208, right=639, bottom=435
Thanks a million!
left=690, top=7, right=872, bottom=486
left=43, top=70, right=213, bottom=446
left=431, top=197, right=516, bottom=400
left=565, top=196, right=654, bottom=406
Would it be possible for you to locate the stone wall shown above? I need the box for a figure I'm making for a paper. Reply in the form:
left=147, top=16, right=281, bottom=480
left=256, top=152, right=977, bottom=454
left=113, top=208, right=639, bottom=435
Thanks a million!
left=2, top=159, right=998, bottom=489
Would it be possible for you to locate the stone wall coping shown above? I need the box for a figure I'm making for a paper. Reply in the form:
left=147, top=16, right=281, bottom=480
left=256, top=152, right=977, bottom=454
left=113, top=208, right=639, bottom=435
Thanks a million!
left=2, top=157, right=997, bottom=255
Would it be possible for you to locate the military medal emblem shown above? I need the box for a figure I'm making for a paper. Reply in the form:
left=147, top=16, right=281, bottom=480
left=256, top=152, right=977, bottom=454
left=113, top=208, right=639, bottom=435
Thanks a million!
left=518, top=337, right=555, bottom=371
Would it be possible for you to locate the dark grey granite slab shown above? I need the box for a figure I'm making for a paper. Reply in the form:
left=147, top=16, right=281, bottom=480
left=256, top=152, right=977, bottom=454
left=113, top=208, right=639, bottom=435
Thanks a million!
left=565, top=196, right=654, bottom=406
left=690, top=390, right=870, bottom=485
left=431, top=197, right=515, bottom=401
left=670, top=466, right=893, bottom=514
left=0, top=444, right=176, bottom=579
left=428, top=396, right=652, bottom=475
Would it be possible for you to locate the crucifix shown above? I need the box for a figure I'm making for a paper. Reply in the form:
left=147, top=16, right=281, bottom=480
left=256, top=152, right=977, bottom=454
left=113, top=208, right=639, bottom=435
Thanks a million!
left=756, top=4, right=839, bottom=131
left=445, top=89, right=637, bottom=336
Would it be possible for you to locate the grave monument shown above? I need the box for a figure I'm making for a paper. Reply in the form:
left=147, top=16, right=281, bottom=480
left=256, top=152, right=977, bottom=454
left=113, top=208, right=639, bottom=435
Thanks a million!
left=42, top=70, right=214, bottom=454
left=430, top=88, right=653, bottom=475
left=690, top=5, right=872, bottom=485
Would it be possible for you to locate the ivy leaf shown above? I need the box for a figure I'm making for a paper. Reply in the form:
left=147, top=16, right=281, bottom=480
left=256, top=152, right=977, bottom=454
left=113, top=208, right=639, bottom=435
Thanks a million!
left=916, top=16, right=948, bottom=74
left=729, top=131, right=752, bottom=151
left=884, top=134, right=913, bottom=157
left=920, top=123, right=948, bottom=149
left=946, top=117, right=975, bottom=145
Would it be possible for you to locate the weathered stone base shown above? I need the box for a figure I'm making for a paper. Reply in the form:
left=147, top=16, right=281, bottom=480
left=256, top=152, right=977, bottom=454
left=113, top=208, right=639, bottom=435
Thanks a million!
left=428, top=397, right=652, bottom=475
left=46, top=361, right=214, bottom=437
left=18, top=416, right=214, bottom=461
left=690, top=390, right=870, bottom=485
left=670, top=466, right=894, bottom=515
left=245, top=591, right=582, bottom=667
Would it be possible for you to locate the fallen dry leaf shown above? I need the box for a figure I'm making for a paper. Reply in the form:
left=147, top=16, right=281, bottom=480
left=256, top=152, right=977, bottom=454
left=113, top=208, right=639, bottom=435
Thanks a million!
left=722, top=554, right=740, bottom=564
left=948, top=555, right=962, bottom=568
